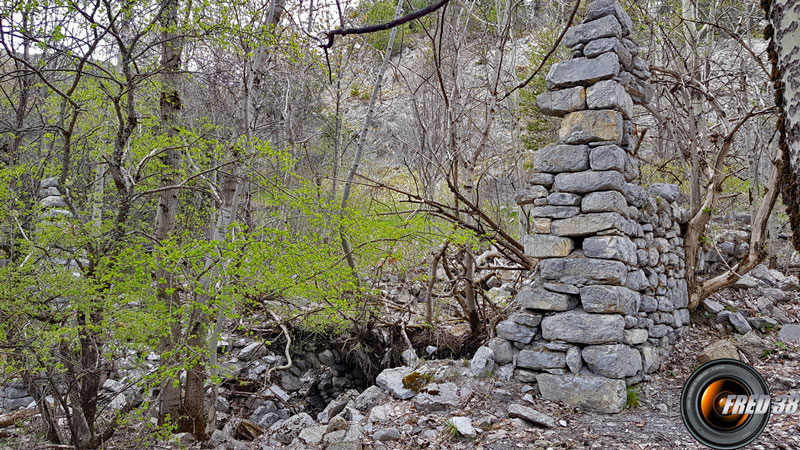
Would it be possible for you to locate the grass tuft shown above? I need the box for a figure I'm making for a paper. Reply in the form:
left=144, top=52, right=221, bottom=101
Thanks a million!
left=626, top=386, right=640, bottom=409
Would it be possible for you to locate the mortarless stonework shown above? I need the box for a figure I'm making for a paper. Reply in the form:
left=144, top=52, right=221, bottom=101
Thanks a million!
left=501, top=0, right=689, bottom=413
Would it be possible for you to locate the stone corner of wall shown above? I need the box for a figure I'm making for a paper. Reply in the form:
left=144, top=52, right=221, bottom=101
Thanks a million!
left=500, top=0, right=691, bottom=413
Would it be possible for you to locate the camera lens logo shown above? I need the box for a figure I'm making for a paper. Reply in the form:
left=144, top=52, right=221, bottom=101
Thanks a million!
left=680, top=359, right=771, bottom=449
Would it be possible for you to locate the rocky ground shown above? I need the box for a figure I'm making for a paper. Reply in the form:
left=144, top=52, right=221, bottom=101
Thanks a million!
left=2, top=265, right=799, bottom=450
left=197, top=312, right=800, bottom=450
left=210, top=264, right=800, bottom=450
left=185, top=267, right=800, bottom=449
left=236, top=318, right=800, bottom=450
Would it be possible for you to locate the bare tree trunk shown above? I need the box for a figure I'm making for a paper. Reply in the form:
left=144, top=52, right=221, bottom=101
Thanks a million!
left=206, top=1, right=284, bottom=431
left=695, top=163, right=782, bottom=296
left=682, top=0, right=703, bottom=215
left=182, top=321, right=207, bottom=439
left=91, top=164, right=105, bottom=230
left=461, top=247, right=481, bottom=332
left=7, top=11, right=32, bottom=167
left=684, top=114, right=749, bottom=308
left=765, top=0, right=800, bottom=252
left=425, top=244, right=445, bottom=325
left=767, top=206, right=780, bottom=268
left=453, top=0, right=511, bottom=335
left=154, top=0, right=190, bottom=435
left=203, top=165, right=242, bottom=434
left=339, top=0, right=405, bottom=272
left=331, top=77, right=342, bottom=202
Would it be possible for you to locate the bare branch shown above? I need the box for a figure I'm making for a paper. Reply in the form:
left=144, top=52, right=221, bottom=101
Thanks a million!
left=320, top=0, right=451, bottom=48
left=500, top=0, right=581, bottom=101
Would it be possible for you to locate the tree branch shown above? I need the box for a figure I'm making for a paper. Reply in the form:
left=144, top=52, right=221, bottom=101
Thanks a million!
left=319, top=0, right=451, bottom=48
left=500, top=0, right=581, bottom=100
left=697, top=155, right=782, bottom=298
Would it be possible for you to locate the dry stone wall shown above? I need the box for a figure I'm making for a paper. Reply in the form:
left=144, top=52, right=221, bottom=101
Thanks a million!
left=0, top=179, right=76, bottom=414
left=495, top=0, right=690, bottom=413
left=39, top=177, right=70, bottom=218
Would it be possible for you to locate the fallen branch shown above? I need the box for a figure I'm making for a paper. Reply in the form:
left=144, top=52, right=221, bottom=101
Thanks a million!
left=399, top=320, right=417, bottom=363
left=0, top=407, right=38, bottom=428
left=264, top=310, right=292, bottom=385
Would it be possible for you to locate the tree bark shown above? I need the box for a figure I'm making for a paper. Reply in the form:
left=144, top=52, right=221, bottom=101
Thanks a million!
left=205, top=1, right=284, bottom=433
left=694, top=161, right=782, bottom=300
left=682, top=0, right=704, bottom=216
left=765, top=0, right=800, bottom=252
left=154, top=0, right=192, bottom=436
left=0, top=407, right=37, bottom=428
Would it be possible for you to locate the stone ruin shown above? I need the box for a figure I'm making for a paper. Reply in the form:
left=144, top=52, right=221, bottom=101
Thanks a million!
left=492, top=0, right=691, bottom=413
left=0, top=178, right=72, bottom=412
left=38, top=178, right=73, bottom=218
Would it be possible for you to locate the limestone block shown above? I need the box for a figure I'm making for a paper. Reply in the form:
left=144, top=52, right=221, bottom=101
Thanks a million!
left=563, top=16, right=623, bottom=48
left=536, top=373, right=627, bottom=413
left=554, top=170, right=626, bottom=194
left=551, top=212, right=633, bottom=237
left=589, top=144, right=627, bottom=171
left=583, top=235, right=638, bottom=264
left=624, top=155, right=640, bottom=182
left=543, top=282, right=580, bottom=295
left=529, top=173, right=554, bottom=187
left=546, top=53, right=620, bottom=89
left=514, top=185, right=549, bottom=205
left=531, top=205, right=580, bottom=219
left=532, top=144, right=590, bottom=173
left=623, top=38, right=639, bottom=56
left=584, top=37, right=632, bottom=68
left=622, top=182, right=648, bottom=207
left=587, top=80, right=633, bottom=119
left=517, top=349, right=567, bottom=370
left=581, top=190, right=628, bottom=216
left=585, top=0, right=634, bottom=35
left=547, top=192, right=582, bottom=206
left=580, top=285, right=640, bottom=315
left=581, top=344, right=642, bottom=378
left=697, top=339, right=739, bottom=363
left=559, top=110, right=623, bottom=144
left=539, top=257, right=628, bottom=285
left=496, top=319, right=536, bottom=344
left=625, top=269, right=649, bottom=291
left=516, top=285, right=579, bottom=311
left=631, top=56, right=651, bottom=80
left=623, top=328, right=648, bottom=345
left=566, top=346, right=583, bottom=373
left=541, top=309, right=625, bottom=344
left=530, top=217, right=552, bottom=234
left=524, top=234, right=574, bottom=258
left=640, top=344, right=662, bottom=373
left=535, top=86, right=586, bottom=116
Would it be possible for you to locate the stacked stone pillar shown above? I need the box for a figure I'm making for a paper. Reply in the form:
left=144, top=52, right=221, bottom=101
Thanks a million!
left=495, top=0, right=690, bottom=413
left=39, top=177, right=72, bottom=218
